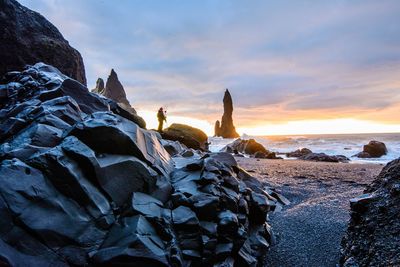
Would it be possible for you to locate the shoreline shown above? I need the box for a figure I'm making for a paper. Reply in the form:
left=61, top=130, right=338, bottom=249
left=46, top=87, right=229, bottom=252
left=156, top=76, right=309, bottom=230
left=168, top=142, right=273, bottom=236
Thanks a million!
left=235, top=157, right=383, bottom=267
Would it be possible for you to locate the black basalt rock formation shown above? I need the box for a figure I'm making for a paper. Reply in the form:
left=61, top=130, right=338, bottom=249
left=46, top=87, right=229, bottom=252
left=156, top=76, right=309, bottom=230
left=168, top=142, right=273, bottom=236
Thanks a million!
left=215, top=89, right=239, bottom=138
left=340, top=158, right=400, bottom=266
left=0, top=63, right=286, bottom=266
left=0, top=0, right=87, bottom=85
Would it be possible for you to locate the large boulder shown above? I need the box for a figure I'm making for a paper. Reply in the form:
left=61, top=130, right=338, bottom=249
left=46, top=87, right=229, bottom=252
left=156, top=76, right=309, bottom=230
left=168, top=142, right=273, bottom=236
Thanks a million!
left=214, top=89, right=239, bottom=138
left=340, top=159, right=400, bottom=266
left=162, top=123, right=208, bottom=151
left=0, top=0, right=86, bottom=85
left=354, top=140, right=388, bottom=158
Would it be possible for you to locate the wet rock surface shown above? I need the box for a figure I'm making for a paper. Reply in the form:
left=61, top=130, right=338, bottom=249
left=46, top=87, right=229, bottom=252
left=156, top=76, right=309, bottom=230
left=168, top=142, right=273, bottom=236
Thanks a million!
left=0, top=0, right=86, bottom=85
left=0, top=64, right=284, bottom=266
left=286, top=148, right=349, bottom=163
left=223, top=138, right=282, bottom=159
left=354, top=140, right=388, bottom=158
left=299, top=152, right=350, bottom=163
left=340, top=159, right=400, bottom=267
left=162, top=123, right=208, bottom=151
left=214, top=89, right=239, bottom=138
left=286, top=148, right=312, bottom=158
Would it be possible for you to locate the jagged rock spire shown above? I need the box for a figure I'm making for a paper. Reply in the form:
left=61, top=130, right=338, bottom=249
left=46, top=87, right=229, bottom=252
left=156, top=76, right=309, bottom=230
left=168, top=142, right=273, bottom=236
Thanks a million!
left=104, top=69, right=130, bottom=106
left=215, top=89, right=239, bottom=138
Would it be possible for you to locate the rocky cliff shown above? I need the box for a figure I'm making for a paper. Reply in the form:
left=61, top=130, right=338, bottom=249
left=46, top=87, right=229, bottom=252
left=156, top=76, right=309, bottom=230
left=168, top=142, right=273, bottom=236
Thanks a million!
left=340, top=159, right=400, bottom=266
left=0, top=63, right=284, bottom=266
left=215, top=89, right=239, bottom=138
left=0, top=0, right=86, bottom=85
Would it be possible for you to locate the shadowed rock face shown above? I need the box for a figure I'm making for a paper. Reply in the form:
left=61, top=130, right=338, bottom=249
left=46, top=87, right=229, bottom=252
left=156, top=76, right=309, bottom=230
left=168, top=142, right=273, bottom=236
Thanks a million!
left=215, top=89, right=239, bottom=138
left=0, top=0, right=86, bottom=85
left=0, top=63, right=285, bottom=266
left=340, top=159, right=400, bottom=266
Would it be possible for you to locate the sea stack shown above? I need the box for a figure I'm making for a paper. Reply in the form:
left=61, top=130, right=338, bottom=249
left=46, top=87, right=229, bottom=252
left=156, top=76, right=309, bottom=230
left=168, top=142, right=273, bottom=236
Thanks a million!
left=92, top=69, right=146, bottom=128
left=92, top=78, right=105, bottom=94
left=104, top=69, right=130, bottom=106
left=215, top=89, right=240, bottom=138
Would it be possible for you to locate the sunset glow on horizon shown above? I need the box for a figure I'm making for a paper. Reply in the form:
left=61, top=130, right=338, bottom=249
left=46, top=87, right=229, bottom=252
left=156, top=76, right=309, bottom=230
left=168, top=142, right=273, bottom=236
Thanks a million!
left=138, top=110, right=400, bottom=137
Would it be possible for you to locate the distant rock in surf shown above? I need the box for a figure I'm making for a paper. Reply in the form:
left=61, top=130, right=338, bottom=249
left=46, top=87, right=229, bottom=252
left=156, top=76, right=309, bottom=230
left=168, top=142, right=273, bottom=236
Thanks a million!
left=299, top=152, right=349, bottom=163
left=214, top=89, right=239, bottom=138
left=354, top=140, right=387, bottom=158
left=0, top=0, right=86, bottom=85
left=222, top=138, right=282, bottom=159
left=286, top=148, right=312, bottom=158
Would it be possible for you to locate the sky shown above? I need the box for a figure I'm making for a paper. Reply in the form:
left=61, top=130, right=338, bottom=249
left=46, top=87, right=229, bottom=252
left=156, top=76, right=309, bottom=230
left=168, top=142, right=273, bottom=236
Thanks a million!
left=20, top=0, right=400, bottom=136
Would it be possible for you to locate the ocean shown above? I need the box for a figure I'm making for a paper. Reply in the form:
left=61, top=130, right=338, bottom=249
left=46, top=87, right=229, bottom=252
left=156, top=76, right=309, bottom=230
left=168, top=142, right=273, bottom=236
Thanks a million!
left=208, top=133, right=400, bottom=164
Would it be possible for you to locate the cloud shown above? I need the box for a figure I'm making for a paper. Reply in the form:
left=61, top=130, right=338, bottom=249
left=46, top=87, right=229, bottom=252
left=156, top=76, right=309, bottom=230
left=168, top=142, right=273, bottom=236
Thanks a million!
left=19, top=0, right=400, bottom=131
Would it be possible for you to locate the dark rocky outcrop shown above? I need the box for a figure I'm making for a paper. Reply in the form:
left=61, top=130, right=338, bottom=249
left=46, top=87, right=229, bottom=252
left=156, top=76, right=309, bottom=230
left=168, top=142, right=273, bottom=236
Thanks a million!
left=299, top=152, right=349, bottom=163
left=286, top=148, right=349, bottom=162
left=91, top=69, right=146, bottom=128
left=354, top=140, right=388, bottom=158
left=162, top=123, right=208, bottom=151
left=222, top=138, right=281, bottom=159
left=0, top=64, right=284, bottom=266
left=0, top=0, right=86, bottom=85
left=286, top=148, right=312, bottom=158
left=215, top=89, right=239, bottom=138
left=340, top=159, right=400, bottom=266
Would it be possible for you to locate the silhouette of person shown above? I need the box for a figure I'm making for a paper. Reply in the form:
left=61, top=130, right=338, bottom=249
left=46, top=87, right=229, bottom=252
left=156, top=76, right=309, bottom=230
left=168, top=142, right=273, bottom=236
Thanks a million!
left=157, top=107, right=167, bottom=132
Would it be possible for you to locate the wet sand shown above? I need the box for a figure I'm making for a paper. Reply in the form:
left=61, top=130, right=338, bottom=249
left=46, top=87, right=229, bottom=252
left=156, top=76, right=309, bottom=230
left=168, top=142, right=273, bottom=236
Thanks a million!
left=235, top=157, right=383, bottom=267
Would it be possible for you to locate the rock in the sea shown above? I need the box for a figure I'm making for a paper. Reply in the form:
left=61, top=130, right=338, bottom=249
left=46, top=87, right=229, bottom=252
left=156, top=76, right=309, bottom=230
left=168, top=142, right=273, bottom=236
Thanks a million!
left=299, top=152, right=350, bottom=163
left=354, top=140, right=388, bottom=158
left=162, top=123, right=208, bottom=151
left=0, top=0, right=86, bottom=85
left=286, top=148, right=312, bottom=158
left=223, top=138, right=281, bottom=159
left=340, top=158, right=400, bottom=266
left=91, top=69, right=146, bottom=128
left=214, top=89, right=239, bottom=138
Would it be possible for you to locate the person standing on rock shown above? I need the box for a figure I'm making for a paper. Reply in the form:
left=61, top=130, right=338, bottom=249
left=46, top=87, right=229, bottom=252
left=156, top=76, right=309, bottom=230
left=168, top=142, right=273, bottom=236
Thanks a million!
left=157, top=107, right=167, bottom=132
